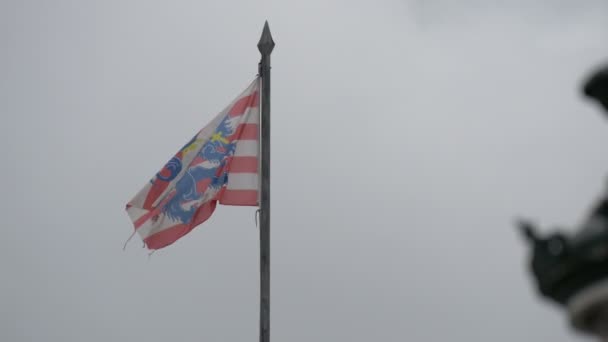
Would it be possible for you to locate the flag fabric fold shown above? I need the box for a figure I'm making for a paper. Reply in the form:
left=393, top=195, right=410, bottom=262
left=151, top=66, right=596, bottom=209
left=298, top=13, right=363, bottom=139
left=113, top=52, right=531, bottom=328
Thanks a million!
left=126, top=78, right=260, bottom=250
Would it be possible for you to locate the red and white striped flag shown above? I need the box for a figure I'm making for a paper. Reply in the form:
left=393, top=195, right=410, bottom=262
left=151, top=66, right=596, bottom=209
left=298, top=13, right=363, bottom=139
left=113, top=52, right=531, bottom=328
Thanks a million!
left=126, top=78, right=260, bottom=250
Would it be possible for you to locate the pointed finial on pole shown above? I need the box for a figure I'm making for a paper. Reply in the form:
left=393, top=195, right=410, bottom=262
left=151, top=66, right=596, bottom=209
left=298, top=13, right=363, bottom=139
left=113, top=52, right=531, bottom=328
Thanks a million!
left=257, top=21, right=275, bottom=55
left=517, top=218, right=539, bottom=245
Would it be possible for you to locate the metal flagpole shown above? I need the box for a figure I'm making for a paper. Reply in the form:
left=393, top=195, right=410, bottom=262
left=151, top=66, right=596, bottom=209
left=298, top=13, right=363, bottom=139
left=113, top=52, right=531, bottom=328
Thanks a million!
left=257, top=21, right=274, bottom=342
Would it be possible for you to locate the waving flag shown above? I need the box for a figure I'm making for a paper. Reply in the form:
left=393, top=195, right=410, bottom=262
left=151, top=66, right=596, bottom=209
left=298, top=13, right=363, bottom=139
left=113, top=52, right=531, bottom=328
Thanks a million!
left=126, top=78, right=260, bottom=250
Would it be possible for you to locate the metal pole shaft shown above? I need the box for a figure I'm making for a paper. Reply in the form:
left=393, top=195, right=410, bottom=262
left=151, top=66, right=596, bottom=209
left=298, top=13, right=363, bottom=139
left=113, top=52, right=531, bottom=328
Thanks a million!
left=257, top=21, right=274, bottom=342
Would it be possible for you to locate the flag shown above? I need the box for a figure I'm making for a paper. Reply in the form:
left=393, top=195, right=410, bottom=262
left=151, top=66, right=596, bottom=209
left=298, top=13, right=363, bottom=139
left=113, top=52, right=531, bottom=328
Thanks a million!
left=126, top=78, right=260, bottom=250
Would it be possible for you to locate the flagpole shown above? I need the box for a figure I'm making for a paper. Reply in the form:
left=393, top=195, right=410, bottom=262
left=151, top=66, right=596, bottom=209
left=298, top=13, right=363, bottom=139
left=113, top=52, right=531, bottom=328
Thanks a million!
left=257, top=21, right=274, bottom=342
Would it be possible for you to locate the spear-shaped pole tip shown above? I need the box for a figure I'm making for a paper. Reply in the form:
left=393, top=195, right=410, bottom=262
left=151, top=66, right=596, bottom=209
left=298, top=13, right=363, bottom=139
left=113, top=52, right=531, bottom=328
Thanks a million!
left=516, top=218, right=539, bottom=245
left=257, top=21, right=275, bottom=55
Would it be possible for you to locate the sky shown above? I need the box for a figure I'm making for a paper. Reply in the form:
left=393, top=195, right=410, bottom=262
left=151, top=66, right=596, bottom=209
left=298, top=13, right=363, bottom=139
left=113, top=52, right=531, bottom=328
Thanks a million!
left=1, top=0, right=608, bottom=341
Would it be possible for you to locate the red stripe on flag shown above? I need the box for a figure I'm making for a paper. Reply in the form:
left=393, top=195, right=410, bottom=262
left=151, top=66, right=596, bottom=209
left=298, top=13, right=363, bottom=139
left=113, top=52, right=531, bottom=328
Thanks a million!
left=219, top=189, right=258, bottom=206
left=228, top=156, right=258, bottom=173
left=134, top=193, right=175, bottom=229
left=191, top=155, right=205, bottom=166
left=143, top=201, right=217, bottom=250
left=229, top=92, right=259, bottom=117
left=232, top=123, right=258, bottom=141
left=134, top=206, right=161, bottom=229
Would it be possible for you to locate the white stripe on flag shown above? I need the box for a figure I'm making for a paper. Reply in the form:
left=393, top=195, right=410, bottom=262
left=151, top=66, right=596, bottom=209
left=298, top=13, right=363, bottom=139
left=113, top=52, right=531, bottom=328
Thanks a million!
left=226, top=173, right=259, bottom=190
left=234, top=140, right=259, bottom=157
left=127, top=207, right=148, bottom=223
left=243, top=108, right=259, bottom=124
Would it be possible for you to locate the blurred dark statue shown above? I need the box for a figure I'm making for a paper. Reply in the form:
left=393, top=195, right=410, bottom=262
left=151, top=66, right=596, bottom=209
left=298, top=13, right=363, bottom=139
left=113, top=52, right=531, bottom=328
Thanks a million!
left=520, top=63, right=608, bottom=341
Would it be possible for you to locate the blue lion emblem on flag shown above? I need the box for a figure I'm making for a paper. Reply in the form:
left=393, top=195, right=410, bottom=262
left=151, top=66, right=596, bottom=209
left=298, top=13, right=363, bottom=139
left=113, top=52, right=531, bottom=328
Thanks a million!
left=162, top=116, right=239, bottom=223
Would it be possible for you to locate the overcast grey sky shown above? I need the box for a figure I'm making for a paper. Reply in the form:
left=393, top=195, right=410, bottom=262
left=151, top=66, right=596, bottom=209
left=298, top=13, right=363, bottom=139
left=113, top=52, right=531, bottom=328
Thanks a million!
left=2, top=1, right=608, bottom=341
